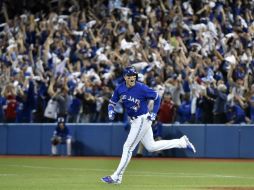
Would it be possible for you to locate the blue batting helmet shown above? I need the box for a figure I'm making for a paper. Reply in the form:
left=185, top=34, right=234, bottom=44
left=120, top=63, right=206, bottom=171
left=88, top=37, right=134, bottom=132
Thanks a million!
left=123, top=66, right=138, bottom=77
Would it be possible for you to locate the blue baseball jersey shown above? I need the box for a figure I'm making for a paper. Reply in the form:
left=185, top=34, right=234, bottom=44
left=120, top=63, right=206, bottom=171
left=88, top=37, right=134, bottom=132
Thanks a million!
left=109, top=82, right=160, bottom=117
left=53, top=126, right=71, bottom=139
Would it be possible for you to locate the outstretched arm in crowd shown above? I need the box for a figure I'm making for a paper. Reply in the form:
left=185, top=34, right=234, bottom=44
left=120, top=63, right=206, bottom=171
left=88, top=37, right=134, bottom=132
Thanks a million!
left=213, top=49, right=224, bottom=61
left=196, top=3, right=210, bottom=15
left=87, top=9, right=101, bottom=25
left=48, top=77, right=56, bottom=98
left=159, top=0, right=169, bottom=13
left=227, top=64, right=235, bottom=86
left=43, top=33, right=54, bottom=65
left=143, top=18, right=149, bottom=38
left=28, top=45, right=35, bottom=66
left=2, top=2, right=9, bottom=22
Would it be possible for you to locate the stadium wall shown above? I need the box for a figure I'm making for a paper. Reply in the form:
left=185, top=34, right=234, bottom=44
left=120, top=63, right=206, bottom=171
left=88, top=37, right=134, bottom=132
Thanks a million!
left=0, top=123, right=254, bottom=158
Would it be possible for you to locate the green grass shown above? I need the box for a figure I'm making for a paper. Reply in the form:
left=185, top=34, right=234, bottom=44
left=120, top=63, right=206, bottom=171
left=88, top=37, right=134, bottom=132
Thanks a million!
left=0, top=157, right=254, bottom=190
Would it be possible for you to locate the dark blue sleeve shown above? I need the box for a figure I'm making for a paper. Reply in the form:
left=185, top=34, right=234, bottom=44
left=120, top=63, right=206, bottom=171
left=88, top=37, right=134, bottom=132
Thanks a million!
left=217, top=91, right=227, bottom=100
left=152, top=95, right=161, bottom=114
left=54, top=127, right=60, bottom=136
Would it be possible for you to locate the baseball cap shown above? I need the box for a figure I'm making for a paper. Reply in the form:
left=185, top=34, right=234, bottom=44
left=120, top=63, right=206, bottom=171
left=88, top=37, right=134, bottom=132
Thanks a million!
left=57, top=117, right=65, bottom=124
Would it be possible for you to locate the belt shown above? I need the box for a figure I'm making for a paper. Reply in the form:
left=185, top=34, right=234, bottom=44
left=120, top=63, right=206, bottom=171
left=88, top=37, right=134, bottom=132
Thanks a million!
left=130, top=113, right=149, bottom=120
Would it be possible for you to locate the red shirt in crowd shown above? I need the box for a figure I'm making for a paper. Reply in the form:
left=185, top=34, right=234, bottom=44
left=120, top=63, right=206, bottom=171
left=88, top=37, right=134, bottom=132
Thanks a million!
left=158, top=95, right=175, bottom=123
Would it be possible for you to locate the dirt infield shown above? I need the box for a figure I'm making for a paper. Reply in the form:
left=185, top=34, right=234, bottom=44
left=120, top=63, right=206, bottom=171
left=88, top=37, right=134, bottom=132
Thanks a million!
left=0, top=155, right=254, bottom=163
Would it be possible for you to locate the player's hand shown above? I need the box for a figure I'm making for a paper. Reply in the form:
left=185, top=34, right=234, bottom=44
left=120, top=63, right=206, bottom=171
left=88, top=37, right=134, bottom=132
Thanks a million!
left=51, top=137, right=61, bottom=145
left=147, top=112, right=156, bottom=121
left=108, top=110, right=115, bottom=121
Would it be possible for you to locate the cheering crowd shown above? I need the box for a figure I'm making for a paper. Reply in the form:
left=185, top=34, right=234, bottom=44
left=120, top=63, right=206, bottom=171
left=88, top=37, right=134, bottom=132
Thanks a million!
left=0, top=0, right=254, bottom=124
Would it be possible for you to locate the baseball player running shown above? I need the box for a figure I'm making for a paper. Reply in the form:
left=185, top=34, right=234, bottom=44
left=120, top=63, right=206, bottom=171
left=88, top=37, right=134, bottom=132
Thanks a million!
left=101, top=66, right=196, bottom=184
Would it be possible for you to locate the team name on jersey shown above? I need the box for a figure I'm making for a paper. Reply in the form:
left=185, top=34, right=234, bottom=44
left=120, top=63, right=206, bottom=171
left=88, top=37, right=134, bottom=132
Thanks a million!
left=121, top=95, right=141, bottom=112
left=121, top=95, right=140, bottom=104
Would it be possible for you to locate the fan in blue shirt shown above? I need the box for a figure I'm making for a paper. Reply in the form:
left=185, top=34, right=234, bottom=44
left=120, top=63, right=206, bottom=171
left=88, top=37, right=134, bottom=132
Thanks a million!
left=226, top=104, right=251, bottom=124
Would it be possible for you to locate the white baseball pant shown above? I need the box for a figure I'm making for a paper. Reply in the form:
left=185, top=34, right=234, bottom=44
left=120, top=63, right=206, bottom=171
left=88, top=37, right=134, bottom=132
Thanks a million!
left=51, top=137, right=72, bottom=156
left=111, top=113, right=188, bottom=182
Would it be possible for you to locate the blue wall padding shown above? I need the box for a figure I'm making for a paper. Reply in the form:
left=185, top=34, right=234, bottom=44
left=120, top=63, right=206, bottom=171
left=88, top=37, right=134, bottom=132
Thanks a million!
left=205, top=125, right=239, bottom=158
left=0, top=123, right=253, bottom=158
left=239, top=127, right=254, bottom=158
left=0, top=126, right=7, bottom=154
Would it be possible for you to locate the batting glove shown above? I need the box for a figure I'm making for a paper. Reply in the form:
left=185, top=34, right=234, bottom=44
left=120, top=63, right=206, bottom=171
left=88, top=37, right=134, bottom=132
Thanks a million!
left=108, top=110, right=115, bottom=121
left=147, top=112, right=157, bottom=121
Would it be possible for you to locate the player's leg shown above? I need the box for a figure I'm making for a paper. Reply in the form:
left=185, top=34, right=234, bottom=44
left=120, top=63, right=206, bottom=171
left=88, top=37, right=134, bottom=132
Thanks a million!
left=141, top=120, right=193, bottom=152
left=66, top=138, right=72, bottom=156
left=51, top=145, right=57, bottom=155
left=154, top=136, right=163, bottom=156
left=51, top=136, right=61, bottom=155
left=136, top=142, right=144, bottom=157
left=110, top=116, right=149, bottom=183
